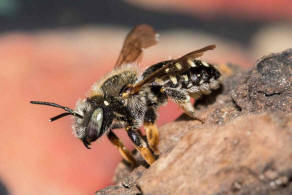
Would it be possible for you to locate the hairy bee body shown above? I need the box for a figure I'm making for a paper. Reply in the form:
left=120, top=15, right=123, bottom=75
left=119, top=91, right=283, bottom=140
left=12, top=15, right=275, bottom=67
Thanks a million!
left=74, top=58, right=221, bottom=144
left=31, top=25, right=221, bottom=166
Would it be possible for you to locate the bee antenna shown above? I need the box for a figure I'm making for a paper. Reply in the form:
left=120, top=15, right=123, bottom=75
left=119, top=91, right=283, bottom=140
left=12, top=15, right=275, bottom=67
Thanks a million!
left=49, top=112, right=72, bottom=122
left=30, top=101, right=83, bottom=120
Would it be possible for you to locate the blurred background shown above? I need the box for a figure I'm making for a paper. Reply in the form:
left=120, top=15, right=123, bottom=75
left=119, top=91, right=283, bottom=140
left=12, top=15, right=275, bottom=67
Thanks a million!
left=0, top=0, right=291, bottom=194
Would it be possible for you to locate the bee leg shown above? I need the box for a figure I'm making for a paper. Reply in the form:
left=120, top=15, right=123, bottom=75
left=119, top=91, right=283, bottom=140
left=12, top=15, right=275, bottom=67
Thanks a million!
left=126, top=127, right=156, bottom=165
left=161, top=87, right=204, bottom=123
left=179, top=100, right=204, bottom=123
left=144, top=122, right=159, bottom=154
left=107, top=131, right=137, bottom=167
left=144, top=107, right=159, bottom=153
left=160, top=87, right=189, bottom=103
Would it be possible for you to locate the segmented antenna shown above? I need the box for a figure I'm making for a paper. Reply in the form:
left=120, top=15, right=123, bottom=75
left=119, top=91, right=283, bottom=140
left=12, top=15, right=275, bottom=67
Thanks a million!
left=30, top=101, right=83, bottom=122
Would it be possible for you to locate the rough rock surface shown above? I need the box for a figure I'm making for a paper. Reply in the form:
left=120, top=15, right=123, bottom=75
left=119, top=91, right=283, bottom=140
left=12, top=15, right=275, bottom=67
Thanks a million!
left=96, top=49, right=292, bottom=195
left=232, top=49, right=292, bottom=113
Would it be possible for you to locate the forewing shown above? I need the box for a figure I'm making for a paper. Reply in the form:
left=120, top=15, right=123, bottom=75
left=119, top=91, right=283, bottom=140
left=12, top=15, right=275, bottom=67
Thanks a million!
left=129, top=45, right=216, bottom=94
left=115, top=24, right=158, bottom=68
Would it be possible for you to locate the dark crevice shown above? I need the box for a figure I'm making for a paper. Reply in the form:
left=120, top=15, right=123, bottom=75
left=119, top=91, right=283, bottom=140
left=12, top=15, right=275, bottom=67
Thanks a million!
left=136, top=184, right=143, bottom=195
left=231, top=98, right=242, bottom=112
left=257, top=91, right=282, bottom=97
left=121, top=182, right=130, bottom=189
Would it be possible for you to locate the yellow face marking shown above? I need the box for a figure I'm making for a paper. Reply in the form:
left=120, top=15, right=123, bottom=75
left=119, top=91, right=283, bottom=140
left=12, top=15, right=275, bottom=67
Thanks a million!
left=187, top=59, right=196, bottom=67
left=202, top=61, right=209, bottom=67
left=104, top=100, right=109, bottom=106
left=165, top=68, right=170, bottom=73
left=170, top=76, right=177, bottom=85
left=175, top=63, right=182, bottom=70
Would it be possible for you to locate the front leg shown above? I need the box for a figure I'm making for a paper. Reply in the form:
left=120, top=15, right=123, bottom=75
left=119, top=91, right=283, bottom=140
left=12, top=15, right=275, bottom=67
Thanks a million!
left=126, top=126, right=156, bottom=165
left=107, top=131, right=136, bottom=167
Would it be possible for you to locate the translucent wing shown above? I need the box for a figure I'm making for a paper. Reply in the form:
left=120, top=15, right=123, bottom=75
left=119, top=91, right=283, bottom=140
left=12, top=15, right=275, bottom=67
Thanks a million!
left=115, top=24, right=158, bottom=68
left=128, top=45, right=216, bottom=95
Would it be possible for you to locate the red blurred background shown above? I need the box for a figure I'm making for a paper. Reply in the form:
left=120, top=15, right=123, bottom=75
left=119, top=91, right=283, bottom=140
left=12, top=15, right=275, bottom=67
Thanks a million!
left=0, top=0, right=291, bottom=194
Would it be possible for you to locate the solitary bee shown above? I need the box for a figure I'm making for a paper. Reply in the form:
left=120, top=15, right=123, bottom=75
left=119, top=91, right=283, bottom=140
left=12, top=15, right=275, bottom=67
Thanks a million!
left=31, top=24, right=220, bottom=166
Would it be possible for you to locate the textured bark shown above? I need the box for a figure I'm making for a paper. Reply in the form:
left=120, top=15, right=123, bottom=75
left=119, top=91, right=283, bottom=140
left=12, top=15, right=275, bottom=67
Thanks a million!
left=96, top=49, right=292, bottom=195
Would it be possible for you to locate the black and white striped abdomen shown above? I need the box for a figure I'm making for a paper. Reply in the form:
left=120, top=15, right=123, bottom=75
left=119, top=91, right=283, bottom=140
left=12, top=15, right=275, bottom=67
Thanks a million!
left=162, top=60, right=221, bottom=99
left=141, top=58, right=221, bottom=105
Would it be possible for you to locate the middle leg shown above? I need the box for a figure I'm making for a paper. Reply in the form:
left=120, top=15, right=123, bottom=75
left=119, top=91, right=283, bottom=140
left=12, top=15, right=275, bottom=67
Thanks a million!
left=144, top=107, right=159, bottom=153
left=144, top=122, right=159, bottom=153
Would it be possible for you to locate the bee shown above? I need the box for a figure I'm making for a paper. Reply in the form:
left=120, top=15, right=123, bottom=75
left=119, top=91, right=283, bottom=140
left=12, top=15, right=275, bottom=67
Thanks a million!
left=31, top=24, right=221, bottom=166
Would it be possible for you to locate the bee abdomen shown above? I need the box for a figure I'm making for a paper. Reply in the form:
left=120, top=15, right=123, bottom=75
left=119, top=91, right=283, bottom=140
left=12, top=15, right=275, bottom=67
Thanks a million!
left=165, top=60, right=221, bottom=98
left=144, top=59, right=221, bottom=107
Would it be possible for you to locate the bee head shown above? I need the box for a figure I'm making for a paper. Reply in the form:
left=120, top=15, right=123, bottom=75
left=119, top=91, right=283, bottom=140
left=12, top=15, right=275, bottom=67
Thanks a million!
left=73, top=99, right=106, bottom=149
left=30, top=98, right=109, bottom=149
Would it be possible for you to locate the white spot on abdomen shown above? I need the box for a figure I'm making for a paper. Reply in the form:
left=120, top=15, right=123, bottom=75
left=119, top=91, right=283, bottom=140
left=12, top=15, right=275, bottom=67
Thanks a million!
left=170, top=76, right=178, bottom=85
left=175, top=63, right=182, bottom=70
left=187, top=59, right=196, bottom=67
left=201, top=61, right=209, bottom=67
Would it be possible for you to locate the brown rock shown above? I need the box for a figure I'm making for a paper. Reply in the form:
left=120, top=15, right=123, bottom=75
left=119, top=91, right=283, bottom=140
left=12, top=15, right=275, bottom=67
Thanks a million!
left=139, top=112, right=292, bottom=195
left=232, top=49, right=292, bottom=113
left=96, top=49, right=292, bottom=195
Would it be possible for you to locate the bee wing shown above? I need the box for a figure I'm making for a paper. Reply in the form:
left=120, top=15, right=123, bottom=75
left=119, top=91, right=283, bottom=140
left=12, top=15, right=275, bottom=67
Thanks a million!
left=115, top=24, right=158, bottom=68
left=129, top=45, right=216, bottom=94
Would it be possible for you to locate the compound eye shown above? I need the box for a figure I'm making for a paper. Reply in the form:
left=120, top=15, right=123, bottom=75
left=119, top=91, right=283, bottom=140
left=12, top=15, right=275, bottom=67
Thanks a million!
left=86, top=108, right=103, bottom=140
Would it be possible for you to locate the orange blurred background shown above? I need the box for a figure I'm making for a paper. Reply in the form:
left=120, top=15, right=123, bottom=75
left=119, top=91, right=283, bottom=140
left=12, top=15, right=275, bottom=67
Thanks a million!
left=0, top=1, right=291, bottom=194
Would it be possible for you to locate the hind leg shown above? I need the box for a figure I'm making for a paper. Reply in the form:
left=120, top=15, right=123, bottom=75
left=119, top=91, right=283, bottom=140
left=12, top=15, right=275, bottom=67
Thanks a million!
left=179, top=101, right=204, bottom=123
left=160, top=87, right=190, bottom=103
left=161, top=87, right=204, bottom=123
